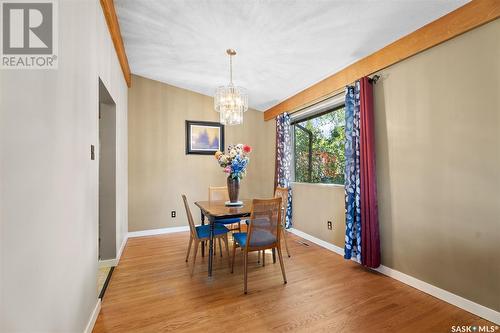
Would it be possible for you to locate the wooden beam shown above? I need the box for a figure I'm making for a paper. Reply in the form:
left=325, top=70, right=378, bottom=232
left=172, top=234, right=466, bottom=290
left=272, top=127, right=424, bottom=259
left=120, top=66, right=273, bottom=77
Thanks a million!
left=264, top=0, right=500, bottom=121
left=100, top=0, right=131, bottom=87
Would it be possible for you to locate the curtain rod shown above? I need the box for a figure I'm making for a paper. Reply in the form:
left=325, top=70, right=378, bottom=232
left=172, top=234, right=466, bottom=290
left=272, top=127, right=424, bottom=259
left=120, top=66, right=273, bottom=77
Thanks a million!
left=347, top=75, right=380, bottom=88
left=369, top=75, right=381, bottom=84
left=288, top=75, right=380, bottom=115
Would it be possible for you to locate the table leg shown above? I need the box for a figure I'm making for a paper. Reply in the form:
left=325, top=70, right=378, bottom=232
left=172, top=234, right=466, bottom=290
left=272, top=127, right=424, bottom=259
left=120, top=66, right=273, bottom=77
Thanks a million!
left=201, top=212, right=205, bottom=257
left=208, top=218, right=215, bottom=277
left=272, top=248, right=276, bottom=263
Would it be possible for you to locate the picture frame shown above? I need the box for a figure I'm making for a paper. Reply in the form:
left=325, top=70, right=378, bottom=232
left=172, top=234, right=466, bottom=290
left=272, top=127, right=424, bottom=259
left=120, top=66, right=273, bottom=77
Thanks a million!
left=185, top=120, right=225, bottom=155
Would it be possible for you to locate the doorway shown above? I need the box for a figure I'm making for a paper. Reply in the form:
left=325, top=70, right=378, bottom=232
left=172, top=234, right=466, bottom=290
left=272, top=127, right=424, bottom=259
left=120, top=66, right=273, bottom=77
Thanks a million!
left=98, top=78, right=116, bottom=298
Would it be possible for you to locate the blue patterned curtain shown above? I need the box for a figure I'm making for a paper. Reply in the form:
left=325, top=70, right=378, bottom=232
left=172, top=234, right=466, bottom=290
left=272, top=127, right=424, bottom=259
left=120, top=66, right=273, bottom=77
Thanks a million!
left=275, top=113, right=293, bottom=228
left=344, top=83, right=362, bottom=261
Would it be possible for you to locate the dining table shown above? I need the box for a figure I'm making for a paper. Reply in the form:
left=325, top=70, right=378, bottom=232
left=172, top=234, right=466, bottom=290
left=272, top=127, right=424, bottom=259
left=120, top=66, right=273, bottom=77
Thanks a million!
left=194, top=199, right=252, bottom=277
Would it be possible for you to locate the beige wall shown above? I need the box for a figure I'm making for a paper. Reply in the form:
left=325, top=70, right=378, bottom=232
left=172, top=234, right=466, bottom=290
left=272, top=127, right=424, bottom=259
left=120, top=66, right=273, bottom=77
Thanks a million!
left=291, top=19, right=500, bottom=311
left=292, top=183, right=346, bottom=248
left=0, top=1, right=128, bottom=332
left=128, top=75, right=275, bottom=231
left=374, top=20, right=500, bottom=311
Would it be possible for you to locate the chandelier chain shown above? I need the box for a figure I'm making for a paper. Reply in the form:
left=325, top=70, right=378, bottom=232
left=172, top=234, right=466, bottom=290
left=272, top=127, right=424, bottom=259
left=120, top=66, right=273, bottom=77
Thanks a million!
left=229, top=53, right=233, bottom=84
left=214, top=48, right=248, bottom=125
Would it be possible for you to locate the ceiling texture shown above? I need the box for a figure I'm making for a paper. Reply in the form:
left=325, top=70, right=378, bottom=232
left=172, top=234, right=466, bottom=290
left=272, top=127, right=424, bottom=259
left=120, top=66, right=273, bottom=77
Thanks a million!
left=115, top=0, right=469, bottom=111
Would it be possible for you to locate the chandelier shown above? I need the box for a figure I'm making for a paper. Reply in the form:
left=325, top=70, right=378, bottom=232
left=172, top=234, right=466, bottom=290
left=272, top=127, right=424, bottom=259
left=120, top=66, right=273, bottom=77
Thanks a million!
left=214, top=49, right=248, bottom=125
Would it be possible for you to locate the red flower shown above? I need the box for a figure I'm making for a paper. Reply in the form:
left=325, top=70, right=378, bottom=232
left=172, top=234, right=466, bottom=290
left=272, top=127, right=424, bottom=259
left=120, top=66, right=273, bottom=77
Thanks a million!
left=243, top=145, right=252, bottom=153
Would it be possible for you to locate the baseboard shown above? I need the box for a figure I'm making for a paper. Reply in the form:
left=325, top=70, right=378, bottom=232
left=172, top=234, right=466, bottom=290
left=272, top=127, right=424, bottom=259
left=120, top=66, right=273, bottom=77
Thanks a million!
left=288, top=228, right=345, bottom=256
left=98, top=234, right=129, bottom=268
left=288, top=228, right=500, bottom=325
left=374, top=265, right=500, bottom=325
left=116, top=233, right=128, bottom=262
left=98, top=259, right=117, bottom=268
left=128, top=226, right=190, bottom=238
left=83, top=299, right=101, bottom=333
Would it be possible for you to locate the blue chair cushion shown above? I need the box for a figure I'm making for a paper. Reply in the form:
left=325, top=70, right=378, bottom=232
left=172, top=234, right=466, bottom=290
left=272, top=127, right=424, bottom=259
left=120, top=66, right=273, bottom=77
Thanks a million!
left=196, top=224, right=229, bottom=239
left=214, top=217, right=241, bottom=225
left=233, top=231, right=276, bottom=248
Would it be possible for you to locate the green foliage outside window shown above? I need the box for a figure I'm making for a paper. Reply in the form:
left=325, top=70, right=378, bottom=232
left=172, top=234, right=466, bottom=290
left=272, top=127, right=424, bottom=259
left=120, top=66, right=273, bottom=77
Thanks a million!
left=294, top=106, right=346, bottom=184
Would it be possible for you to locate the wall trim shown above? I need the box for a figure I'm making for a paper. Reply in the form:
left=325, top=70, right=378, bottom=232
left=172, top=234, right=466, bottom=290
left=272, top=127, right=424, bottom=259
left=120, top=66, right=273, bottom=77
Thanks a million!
left=128, top=226, right=190, bottom=238
left=117, top=234, right=128, bottom=261
left=288, top=228, right=500, bottom=325
left=375, top=265, right=500, bottom=325
left=100, top=0, right=131, bottom=87
left=288, top=228, right=345, bottom=257
left=98, top=259, right=116, bottom=268
left=83, top=299, right=101, bottom=333
left=264, top=0, right=500, bottom=120
left=98, top=234, right=129, bottom=267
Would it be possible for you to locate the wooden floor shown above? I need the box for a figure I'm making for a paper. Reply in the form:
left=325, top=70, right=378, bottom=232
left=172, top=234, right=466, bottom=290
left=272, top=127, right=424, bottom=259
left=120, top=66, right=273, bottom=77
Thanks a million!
left=93, top=231, right=491, bottom=333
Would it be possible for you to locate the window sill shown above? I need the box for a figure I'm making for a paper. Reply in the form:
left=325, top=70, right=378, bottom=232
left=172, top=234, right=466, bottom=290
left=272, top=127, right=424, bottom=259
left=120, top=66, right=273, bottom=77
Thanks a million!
left=291, top=182, right=344, bottom=188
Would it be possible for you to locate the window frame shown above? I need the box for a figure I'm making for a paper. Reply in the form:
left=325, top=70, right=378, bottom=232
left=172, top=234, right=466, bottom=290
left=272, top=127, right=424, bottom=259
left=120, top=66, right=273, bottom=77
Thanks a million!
left=290, top=94, right=346, bottom=185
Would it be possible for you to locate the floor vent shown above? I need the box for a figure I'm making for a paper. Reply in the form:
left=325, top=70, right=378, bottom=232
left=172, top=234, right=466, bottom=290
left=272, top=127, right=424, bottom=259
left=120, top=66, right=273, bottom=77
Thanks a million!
left=298, top=241, right=310, bottom=247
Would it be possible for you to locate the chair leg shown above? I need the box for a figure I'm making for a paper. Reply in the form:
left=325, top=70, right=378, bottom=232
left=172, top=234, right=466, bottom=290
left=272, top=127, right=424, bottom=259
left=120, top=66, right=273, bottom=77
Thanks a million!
left=185, top=235, right=193, bottom=262
left=277, top=246, right=287, bottom=284
left=244, top=250, right=248, bottom=294
left=282, top=227, right=291, bottom=257
left=218, top=238, right=223, bottom=257
left=262, top=249, right=265, bottom=266
left=257, top=250, right=261, bottom=264
left=231, top=242, right=237, bottom=273
left=223, top=235, right=230, bottom=267
left=191, top=241, right=199, bottom=276
left=272, top=248, right=276, bottom=264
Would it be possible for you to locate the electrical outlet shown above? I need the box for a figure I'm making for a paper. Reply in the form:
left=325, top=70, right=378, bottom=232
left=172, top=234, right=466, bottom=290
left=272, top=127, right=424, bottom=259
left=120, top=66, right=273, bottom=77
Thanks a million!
left=327, top=221, right=333, bottom=230
left=171, top=211, right=176, bottom=218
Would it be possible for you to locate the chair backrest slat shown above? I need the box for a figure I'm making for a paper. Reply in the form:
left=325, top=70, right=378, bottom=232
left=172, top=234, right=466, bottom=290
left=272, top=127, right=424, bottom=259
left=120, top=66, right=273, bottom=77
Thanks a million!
left=274, top=187, right=289, bottom=227
left=247, top=198, right=282, bottom=249
left=182, top=194, right=198, bottom=239
left=208, top=186, right=229, bottom=202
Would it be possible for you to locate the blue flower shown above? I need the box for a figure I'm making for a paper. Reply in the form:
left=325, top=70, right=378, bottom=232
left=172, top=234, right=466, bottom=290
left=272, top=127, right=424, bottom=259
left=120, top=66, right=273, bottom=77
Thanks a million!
left=230, top=155, right=248, bottom=179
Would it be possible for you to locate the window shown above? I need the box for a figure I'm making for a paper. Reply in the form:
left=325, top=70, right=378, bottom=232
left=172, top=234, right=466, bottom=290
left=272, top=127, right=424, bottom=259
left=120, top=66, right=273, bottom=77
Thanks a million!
left=292, top=105, right=345, bottom=184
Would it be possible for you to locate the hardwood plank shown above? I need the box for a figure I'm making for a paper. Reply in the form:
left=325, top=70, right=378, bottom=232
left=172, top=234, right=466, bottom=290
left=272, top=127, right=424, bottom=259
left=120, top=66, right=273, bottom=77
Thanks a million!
left=263, top=0, right=500, bottom=121
left=100, top=0, right=132, bottom=87
left=93, top=232, right=493, bottom=332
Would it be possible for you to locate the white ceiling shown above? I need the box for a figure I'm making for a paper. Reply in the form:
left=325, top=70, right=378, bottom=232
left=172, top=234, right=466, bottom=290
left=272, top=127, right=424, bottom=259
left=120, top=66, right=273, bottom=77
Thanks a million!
left=115, top=0, right=469, bottom=111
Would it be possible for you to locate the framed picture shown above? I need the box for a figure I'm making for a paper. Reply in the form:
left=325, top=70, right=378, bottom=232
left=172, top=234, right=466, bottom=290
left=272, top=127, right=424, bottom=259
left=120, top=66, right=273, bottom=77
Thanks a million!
left=185, top=120, right=225, bottom=155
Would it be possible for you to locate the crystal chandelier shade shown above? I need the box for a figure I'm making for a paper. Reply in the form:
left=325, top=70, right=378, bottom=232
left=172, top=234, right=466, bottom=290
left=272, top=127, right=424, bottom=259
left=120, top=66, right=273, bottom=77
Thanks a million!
left=214, top=49, right=248, bottom=125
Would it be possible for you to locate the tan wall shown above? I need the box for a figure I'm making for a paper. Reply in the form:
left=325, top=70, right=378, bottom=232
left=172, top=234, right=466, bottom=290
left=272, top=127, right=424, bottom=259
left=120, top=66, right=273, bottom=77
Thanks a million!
left=128, top=75, right=275, bottom=231
left=292, top=183, right=346, bottom=248
left=291, top=20, right=500, bottom=311
left=374, top=20, right=500, bottom=311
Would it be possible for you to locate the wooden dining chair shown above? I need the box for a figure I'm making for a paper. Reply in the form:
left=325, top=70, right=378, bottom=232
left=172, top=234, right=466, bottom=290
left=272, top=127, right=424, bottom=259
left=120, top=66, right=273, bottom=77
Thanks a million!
left=208, top=186, right=229, bottom=202
left=231, top=197, right=287, bottom=294
left=208, top=186, right=241, bottom=232
left=182, top=194, right=230, bottom=275
left=274, top=187, right=291, bottom=257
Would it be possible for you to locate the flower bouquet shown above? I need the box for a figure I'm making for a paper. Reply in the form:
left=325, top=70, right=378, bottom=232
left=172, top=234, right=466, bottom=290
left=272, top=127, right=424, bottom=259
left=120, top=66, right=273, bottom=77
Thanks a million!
left=215, top=144, right=252, bottom=204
